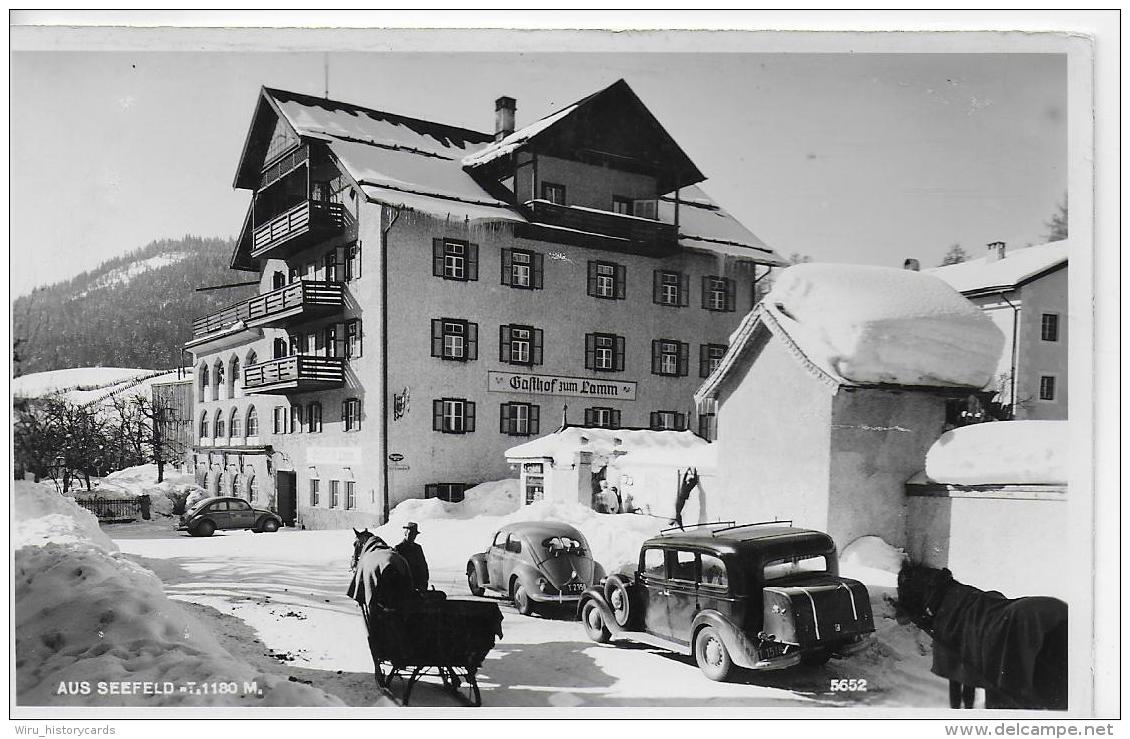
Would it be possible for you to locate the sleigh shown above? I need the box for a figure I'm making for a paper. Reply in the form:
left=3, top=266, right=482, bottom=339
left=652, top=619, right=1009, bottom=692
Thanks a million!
left=363, top=597, right=504, bottom=707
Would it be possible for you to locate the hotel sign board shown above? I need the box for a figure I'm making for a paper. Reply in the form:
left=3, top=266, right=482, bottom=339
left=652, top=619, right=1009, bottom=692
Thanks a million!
left=488, top=371, right=637, bottom=401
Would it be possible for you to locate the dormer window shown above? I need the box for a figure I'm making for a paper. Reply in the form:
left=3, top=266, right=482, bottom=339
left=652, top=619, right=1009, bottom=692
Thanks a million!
left=541, top=182, right=566, bottom=205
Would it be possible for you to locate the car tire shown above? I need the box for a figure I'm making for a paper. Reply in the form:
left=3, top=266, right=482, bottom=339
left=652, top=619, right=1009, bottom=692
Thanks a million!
left=695, top=626, right=735, bottom=682
left=467, top=566, right=486, bottom=597
left=261, top=518, right=280, bottom=533
left=605, top=577, right=633, bottom=628
left=512, top=581, right=536, bottom=616
left=195, top=520, right=216, bottom=538
left=581, top=600, right=611, bottom=643
left=800, top=647, right=832, bottom=667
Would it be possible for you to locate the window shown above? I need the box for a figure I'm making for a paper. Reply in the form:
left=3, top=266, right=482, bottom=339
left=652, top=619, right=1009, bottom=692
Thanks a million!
left=700, top=344, right=728, bottom=378
left=700, top=553, right=728, bottom=588
left=289, top=334, right=301, bottom=357
left=584, top=407, right=620, bottom=429
left=698, top=413, right=716, bottom=441
left=650, top=410, right=687, bottom=431
left=669, top=550, right=697, bottom=582
left=652, top=339, right=689, bottom=376
left=307, top=402, right=322, bottom=433
left=431, top=319, right=478, bottom=361
left=432, top=238, right=479, bottom=281
left=249, top=475, right=259, bottom=503
left=345, top=319, right=362, bottom=358
left=323, top=325, right=338, bottom=358
left=273, top=338, right=288, bottom=359
left=324, top=251, right=338, bottom=283
left=289, top=265, right=301, bottom=284
left=214, top=412, right=226, bottom=440
left=246, top=406, right=259, bottom=437
left=425, top=483, right=467, bottom=503
left=348, top=243, right=361, bottom=281
left=764, top=554, right=829, bottom=581
left=199, top=411, right=209, bottom=441
left=501, top=248, right=543, bottom=289
left=273, top=406, right=288, bottom=434
left=229, top=407, right=242, bottom=439
left=198, top=364, right=209, bottom=402
left=1041, top=313, right=1060, bottom=342
left=585, top=333, right=626, bottom=372
left=309, top=479, right=320, bottom=507
left=500, top=324, right=543, bottom=366
left=702, top=276, right=736, bottom=312
left=642, top=548, right=665, bottom=578
left=230, top=356, right=241, bottom=397
left=500, top=402, right=540, bottom=436
left=345, top=481, right=356, bottom=510
left=612, top=196, right=633, bottom=215
left=290, top=405, right=304, bottom=434
left=213, top=361, right=224, bottom=400
left=1039, top=375, right=1057, bottom=401
left=541, top=182, right=566, bottom=205
left=343, top=398, right=362, bottom=431
left=330, top=480, right=340, bottom=508
left=272, top=271, right=287, bottom=290
left=587, top=261, right=625, bottom=300
left=433, top=398, right=476, bottom=434
left=653, top=270, right=688, bottom=307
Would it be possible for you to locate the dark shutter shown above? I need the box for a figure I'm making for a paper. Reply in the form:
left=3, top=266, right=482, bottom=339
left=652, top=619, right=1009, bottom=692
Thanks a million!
left=678, top=342, right=689, bottom=376
left=433, top=400, right=444, bottom=431
left=584, top=407, right=594, bottom=426
left=499, top=325, right=512, bottom=363
left=614, top=264, right=626, bottom=299
left=353, top=243, right=361, bottom=279
left=725, top=278, right=736, bottom=312
left=501, top=249, right=512, bottom=285
left=324, top=252, right=337, bottom=283
left=500, top=403, right=511, bottom=433
left=466, top=243, right=479, bottom=281
left=532, top=252, right=544, bottom=289
left=585, top=333, right=596, bottom=370
left=529, top=405, right=540, bottom=436
left=652, top=340, right=662, bottom=375
left=700, top=344, right=710, bottom=378
left=334, top=323, right=346, bottom=358
left=431, top=319, right=443, bottom=358
left=676, top=412, right=686, bottom=431
left=653, top=270, right=663, bottom=304
left=611, top=409, right=621, bottom=429
left=614, top=335, right=625, bottom=372
left=587, top=262, right=598, bottom=297
left=341, top=400, right=347, bottom=422
left=650, top=411, right=659, bottom=429
left=467, top=322, right=478, bottom=361
left=432, top=238, right=445, bottom=277
left=532, top=328, right=543, bottom=365
left=465, top=401, right=476, bottom=432
left=337, top=246, right=350, bottom=281
left=680, top=273, right=690, bottom=306
left=702, top=276, right=711, bottom=309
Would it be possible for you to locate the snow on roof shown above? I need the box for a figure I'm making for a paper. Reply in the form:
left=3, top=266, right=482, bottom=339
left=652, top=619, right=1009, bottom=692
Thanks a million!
left=506, top=426, right=710, bottom=467
left=13, top=367, right=157, bottom=399
left=921, top=420, right=1067, bottom=486
left=659, top=186, right=786, bottom=265
left=927, top=240, right=1068, bottom=295
left=461, top=101, right=581, bottom=168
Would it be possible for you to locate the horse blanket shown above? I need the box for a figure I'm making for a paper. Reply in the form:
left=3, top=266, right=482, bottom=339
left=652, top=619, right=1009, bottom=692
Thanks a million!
left=347, top=538, right=417, bottom=613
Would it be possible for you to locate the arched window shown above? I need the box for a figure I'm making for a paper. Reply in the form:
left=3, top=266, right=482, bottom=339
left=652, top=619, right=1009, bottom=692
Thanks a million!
left=249, top=473, right=259, bottom=503
left=199, top=364, right=209, bottom=403
left=246, top=405, right=259, bottom=437
left=214, top=410, right=226, bottom=439
left=199, top=410, right=209, bottom=441
left=229, top=356, right=241, bottom=398
left=246, top=350, right=258, bottom=366
left=230, top=407, right=242, bottom=439
left=272, top=271, right=286, bottom=290
left=213, top=360, right=225, bottom=401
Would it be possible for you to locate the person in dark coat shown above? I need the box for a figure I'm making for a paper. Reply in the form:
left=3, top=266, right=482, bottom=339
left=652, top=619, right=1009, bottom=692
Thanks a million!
left=347, top=535, right=416, bottom=612
left=393, top=521, right=430, bottom=593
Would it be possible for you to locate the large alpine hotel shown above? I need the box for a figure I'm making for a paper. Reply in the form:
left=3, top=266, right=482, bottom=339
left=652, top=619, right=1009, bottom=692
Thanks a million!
left=186, top=79, right=785, bottom=528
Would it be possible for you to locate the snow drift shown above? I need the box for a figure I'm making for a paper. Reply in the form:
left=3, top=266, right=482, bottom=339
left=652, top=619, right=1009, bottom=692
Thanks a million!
left=766, top=263, right=1005, bottom=388
left=13, top=481, right=343, bottom=706
left=923, top=420, right=1068, bottom=485
left=387, top=478, right=522, bottom=522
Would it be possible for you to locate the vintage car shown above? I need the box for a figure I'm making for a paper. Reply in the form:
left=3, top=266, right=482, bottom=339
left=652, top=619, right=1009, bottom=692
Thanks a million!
left=577, top=522, right=875, bottom=681
left=467, top=521, right=606, bottom=616
left=177, top=496, right=282, bottom=537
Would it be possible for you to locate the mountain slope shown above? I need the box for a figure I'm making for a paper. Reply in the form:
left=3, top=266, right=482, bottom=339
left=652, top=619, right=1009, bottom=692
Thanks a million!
left=13, top=236, right=256, bottom=376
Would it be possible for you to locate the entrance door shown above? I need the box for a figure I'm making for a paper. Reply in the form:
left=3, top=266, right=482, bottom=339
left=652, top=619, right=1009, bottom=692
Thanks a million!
left=276, top=471, right=297, bottom=526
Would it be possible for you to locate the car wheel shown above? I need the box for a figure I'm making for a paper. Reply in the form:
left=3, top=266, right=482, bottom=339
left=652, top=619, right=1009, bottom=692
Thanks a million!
left=467, top=566, right=486, bottom=597
left=581, top=600, right=611, bottom=643
left=261, top=518, right=279, bottom=533
left=695, top=626, right=735, bottom=682
left=800, top=647, right=832, bottom=666
left=511, top=581, right=536, bottom=616
left=195, top=520, right=216, bottom=538
left=605, top=577, right=633, bottom=628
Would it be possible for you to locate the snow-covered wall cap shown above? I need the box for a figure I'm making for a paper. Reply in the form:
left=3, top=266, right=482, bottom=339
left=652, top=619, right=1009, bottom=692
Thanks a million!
left=922, top=420, right=1067, bottom=486
left=505, top=426, right=710, bottom=468
left=926, top=240, right=1068, bottom=296
left=764, top=263, right=1006, bottom=388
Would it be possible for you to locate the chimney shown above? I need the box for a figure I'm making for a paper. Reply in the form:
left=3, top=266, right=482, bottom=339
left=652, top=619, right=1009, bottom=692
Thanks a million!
left=903, top=258, right=920, bottom=272
left=494, top=96, right=516, bottom=142
left=986, top=241, right=1006, bottom=263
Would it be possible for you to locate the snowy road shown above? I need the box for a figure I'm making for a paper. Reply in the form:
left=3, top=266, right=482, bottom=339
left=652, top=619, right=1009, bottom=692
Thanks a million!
left=112, top=520, right=942, bottom=710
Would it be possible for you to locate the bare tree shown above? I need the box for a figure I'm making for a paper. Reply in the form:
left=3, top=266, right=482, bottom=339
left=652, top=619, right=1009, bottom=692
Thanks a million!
left=1044, top=194, right=1068, bottom=242
left=940, top=244, right=969, bottom=266
left=108, top=394, right=187, bottom=483
left=14, top=396, right=110, bottom=492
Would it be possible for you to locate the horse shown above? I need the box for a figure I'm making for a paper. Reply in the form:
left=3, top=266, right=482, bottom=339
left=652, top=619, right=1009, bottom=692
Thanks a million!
left=896, top=564, right=1068, bottom=710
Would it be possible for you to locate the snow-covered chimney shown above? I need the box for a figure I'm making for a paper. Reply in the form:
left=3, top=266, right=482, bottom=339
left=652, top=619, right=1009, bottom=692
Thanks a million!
left=495, top=96, right=516, bottom=142
left=903, top=258, right=920, bottom=272
left=986, top=241, right=1006, bottom=263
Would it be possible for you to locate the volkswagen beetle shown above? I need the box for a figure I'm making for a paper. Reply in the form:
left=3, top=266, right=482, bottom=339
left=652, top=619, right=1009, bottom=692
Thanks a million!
left=177, top=496, right=282, bottom=537
left=467, top=521, right=606, bottom=616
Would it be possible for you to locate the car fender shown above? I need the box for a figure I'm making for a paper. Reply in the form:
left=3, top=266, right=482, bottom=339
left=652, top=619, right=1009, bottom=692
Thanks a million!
left=691, top=609, right=760, bottom=670
left=508, top=561, right=543, bottom=594
left=468, top=553, right=489, bottom=585
left=577, top=590, right=623, bottom=635
left=592, top=561, right=607, bottom=583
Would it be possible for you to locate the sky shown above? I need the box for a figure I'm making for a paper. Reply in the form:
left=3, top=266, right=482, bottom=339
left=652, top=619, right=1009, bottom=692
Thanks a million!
left=9, top=46, right=1066, bottom=297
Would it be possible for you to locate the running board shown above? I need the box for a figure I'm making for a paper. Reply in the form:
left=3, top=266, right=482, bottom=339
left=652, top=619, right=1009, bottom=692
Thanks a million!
left=611, top=629, right=692, bottom=656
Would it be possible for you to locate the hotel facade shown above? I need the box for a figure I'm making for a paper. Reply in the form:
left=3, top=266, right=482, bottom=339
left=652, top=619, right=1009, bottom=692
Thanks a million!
left=186, top=80, right=784, bottom=528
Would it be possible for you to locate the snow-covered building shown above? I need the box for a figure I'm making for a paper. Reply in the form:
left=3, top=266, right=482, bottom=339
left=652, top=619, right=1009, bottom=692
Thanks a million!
left=928, top=240, right=1069, bottom=420
left=694, top=263, right=1005, bottom=550
left=185, top=80, right=785, bottom=528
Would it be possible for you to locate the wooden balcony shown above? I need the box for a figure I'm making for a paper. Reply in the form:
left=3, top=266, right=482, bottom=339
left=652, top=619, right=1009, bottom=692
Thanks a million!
left=250, top=200, right=346, bottom=260
left=242, top=355, right=346, bottom=395
left=245, top=280, right=344, bottom=329
left=517, top=199, right=678, bottom=255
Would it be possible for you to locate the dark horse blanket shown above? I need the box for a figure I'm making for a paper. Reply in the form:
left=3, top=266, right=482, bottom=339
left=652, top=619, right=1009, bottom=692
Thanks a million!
left=347, top=537, right=417, bottom=613
left=898, top=565, right=1068, bottom=710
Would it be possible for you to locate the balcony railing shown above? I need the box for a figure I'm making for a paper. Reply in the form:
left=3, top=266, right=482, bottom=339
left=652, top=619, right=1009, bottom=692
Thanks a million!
left=522, top=199, right=678, bottom=252
left=191, top=280, right=344, bottom=339
left=251, top=200, right=346, bottom=259
left=242, top=355, right=346, bottom=395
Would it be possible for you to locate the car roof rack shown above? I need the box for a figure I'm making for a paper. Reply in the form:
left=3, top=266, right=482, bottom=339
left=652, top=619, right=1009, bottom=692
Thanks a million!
left=712, top=520, right=794, bottom=535
left=659, top=520, right=736, bottom=534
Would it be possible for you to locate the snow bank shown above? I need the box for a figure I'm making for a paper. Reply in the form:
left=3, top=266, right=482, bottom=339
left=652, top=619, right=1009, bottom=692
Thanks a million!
left=14, top=482, right=343, bottom=706
left=840, top=535, right=906, bottom=589
left=507, top=427, right=709, bottom=469
left=12, top=367, right=156, bottom=398
left=766, top=263, right=1005, bottom=388
left=924, top=420, right=1068, bottom=485
left=95, top=464, right=203, bottom=517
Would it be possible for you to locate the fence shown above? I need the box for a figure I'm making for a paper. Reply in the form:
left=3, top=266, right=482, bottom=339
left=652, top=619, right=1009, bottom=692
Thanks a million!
left=73, top=496, right=143, bottom=522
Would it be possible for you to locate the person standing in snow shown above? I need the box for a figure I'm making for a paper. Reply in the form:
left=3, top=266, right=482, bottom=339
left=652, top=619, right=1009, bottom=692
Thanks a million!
left=394, top=521, right=430, bottom=593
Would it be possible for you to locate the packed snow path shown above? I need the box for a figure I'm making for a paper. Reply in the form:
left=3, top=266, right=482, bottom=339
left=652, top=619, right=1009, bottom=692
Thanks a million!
left=113, top=522, right=944, bottom=709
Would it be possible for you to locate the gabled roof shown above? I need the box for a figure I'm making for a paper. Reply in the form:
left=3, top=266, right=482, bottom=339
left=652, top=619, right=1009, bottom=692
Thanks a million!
left=927, top=240, right=1069, bottom=296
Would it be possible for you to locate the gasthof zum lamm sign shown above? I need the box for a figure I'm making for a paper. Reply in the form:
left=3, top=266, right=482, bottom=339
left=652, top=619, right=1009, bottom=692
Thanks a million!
left=487, top=371, right=637, bottom=401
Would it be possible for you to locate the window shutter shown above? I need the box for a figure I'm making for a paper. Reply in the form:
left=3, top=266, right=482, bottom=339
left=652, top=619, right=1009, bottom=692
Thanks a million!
left=587, top=262, right=598, bottom=297
left=678, top=342, right=689, bottom=377
left=499, top=324, right=512, bottom=363
left=465, top=401, right=476, bottom=432
left=725, top=278, right=736, bottom=312
left=431, top=319, right=443, bottom=358
left=337, top=246, right=349, bottom=281
left=653, top=270, right=663, bottom=304
left=433, top=400, right=443, bottom=431
left=335, top=323, right=346, bottom=358
left=650, top=411, right=659, bottom=429
left=615, top=264, right=626, bottom=299
left=530, top=405, right=540, bottom=436
left=500, top=403, right=511, bottom=433
left=702, top=276, right=711, bottom=309
left=432, top=238, right=445, bottom=277
left=585, top=333, right=596, bottom=370
left=584, top=407, right=594, bottom=426
left=532, top=252, right=544, bottom=289
left=680, top=273, right=690, bottom=306
left=341, top=401, right=347, bottom=422
left=501, top=249, right=512, bottom=285
left=425, top=484, right=436, bottom=499
left=315, top=330, right=325, bottom=354
left=467, top=243, right=479, bottom=281
left=532, top=328, right=543, bottom=365
left=676, top=412, right=686, bottom=431
left=611, top=409, right=621, bottom=429
left=700, top=344, right=710, bottom=378
left=324, top=252, right=337, bottom=283
left=614, top=335, right=626, bottom=372
left=652, top=340, right=662, bottom=375
left=352, top=320, right=363, bottom=358
left=467, top=322, right=478, bottom=360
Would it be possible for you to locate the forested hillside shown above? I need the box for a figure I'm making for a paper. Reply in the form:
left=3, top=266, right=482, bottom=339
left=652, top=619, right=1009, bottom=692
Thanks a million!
left=13, top=236, right=256, bottom=376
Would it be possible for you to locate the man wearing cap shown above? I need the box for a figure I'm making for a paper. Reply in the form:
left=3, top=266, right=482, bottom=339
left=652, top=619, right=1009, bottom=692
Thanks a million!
left=394, top=521, right=430, bottom=594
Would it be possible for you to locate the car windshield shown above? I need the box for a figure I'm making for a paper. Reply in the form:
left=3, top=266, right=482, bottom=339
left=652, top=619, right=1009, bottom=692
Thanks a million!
left=542, top=536, right=585, bottom=557
left=186, top=499, right=212, bottom=515
left=762, top=554, right=829, bottom=581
